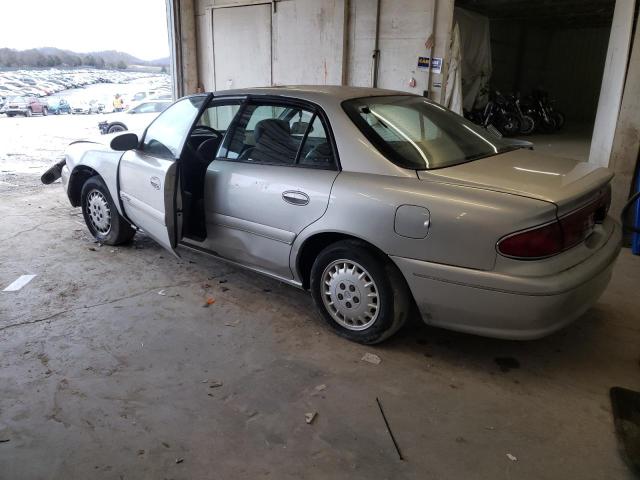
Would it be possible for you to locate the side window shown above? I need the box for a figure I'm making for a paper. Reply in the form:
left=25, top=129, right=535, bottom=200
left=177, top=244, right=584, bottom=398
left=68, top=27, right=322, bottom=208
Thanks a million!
left=219, top=102, right=335, bottom=168
left=142, top=96, right=206, bottom=159
left=197, top=103, right=241, bottom=130
left=298, top=115, right=334, bottom=167
left=155, top=101, right=171, bottom=112
left=131, top=102, right=156, bottom=114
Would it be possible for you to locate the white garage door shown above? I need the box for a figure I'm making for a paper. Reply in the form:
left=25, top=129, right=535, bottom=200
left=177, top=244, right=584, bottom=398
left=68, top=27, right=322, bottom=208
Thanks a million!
left=212, top=4, right=272, bottom=90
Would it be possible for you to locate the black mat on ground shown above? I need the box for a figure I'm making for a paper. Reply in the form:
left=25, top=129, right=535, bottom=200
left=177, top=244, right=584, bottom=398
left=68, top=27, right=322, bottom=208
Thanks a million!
left=610, top=387, right=640, bottom=477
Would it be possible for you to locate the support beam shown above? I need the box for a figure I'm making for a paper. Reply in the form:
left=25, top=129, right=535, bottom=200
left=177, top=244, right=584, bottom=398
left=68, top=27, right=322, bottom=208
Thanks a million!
left=588, top=0, right=635, bottom=167
left=609, top=12, right=640, bottom=218
left=167, top=0, right=200, bottom=98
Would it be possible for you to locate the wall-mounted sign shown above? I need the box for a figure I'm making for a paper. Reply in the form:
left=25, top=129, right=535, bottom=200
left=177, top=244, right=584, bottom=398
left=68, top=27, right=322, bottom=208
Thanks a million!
left=417, top=57, right=430, bottom=71
left=417, top=56, right=443, bottom=74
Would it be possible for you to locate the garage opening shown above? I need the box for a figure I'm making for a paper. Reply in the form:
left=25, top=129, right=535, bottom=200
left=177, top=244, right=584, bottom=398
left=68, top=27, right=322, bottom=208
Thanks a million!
left=0, top=0, right=173, bottom=178
left=452, top=0, right=632, bottom=163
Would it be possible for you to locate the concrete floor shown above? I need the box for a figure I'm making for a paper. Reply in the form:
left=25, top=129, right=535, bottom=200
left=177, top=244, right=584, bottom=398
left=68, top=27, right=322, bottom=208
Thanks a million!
left=1, top=173, right=639, bottom=480
left=523, top=123, right=594, bottom=162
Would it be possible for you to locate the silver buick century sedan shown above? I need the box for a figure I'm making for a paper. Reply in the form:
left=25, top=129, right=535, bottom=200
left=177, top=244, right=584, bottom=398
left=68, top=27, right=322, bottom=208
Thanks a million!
left=42, top=86, right=622, bottom=344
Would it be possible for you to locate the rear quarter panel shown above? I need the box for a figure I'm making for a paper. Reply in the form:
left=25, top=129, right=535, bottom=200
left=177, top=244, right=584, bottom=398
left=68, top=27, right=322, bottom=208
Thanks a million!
left=292, top=172, right=557, bottom=274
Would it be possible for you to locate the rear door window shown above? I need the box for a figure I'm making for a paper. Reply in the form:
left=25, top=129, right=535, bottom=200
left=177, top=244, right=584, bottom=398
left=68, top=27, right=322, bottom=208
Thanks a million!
left=219, top=101, right=336, bottom=169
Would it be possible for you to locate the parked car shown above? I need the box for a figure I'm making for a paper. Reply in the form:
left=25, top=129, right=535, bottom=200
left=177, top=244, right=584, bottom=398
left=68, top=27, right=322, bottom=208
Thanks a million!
left=70, top=100, right=91, bottom=115
left=42, top=86, right=621, bottom=344
left=97, top=100, right=172, bottom=134
left=131, top=90, right=163, bottom=102
left=47, top=98, right=72, bottom=115
left=4, top=95, right=48, bottom=116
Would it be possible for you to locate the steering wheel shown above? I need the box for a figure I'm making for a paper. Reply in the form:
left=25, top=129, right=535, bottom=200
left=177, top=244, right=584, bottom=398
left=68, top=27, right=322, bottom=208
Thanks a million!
left=303, top=143, right=331, bottom=164
left=192, top=125, right=222, bottom=137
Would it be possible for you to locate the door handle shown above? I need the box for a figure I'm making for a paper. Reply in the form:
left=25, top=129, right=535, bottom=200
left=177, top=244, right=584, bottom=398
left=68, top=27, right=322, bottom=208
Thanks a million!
left=282, top=191, right=310, bottom=206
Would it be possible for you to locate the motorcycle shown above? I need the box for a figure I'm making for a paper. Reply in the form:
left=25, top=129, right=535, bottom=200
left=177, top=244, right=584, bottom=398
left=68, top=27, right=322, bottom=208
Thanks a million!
left=521, top=89, right=565, bottom=133
left=464, top=91, right=521, bottom=137
left=505, top=92, right=535, bottom=135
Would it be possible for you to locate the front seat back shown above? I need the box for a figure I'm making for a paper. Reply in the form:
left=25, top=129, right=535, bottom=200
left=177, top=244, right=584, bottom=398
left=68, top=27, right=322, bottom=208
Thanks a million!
left=249, top=119, right=298, bottom=164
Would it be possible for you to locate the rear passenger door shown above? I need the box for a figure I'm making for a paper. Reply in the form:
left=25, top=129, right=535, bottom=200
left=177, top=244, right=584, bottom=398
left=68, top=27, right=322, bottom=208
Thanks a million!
left=204, top=99, right=339, bottom=279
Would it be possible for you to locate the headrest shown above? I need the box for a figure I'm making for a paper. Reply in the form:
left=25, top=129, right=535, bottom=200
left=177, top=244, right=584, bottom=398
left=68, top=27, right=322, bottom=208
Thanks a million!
left=254, top=119, right=290, bottom=142
left=291, top=121, right=313, bottom=135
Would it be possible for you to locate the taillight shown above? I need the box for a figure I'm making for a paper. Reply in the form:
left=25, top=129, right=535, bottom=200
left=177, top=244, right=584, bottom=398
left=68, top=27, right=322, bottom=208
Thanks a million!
left=498, top=187, right=611, bottom=259
left=497, top=222, right=564, bottom=258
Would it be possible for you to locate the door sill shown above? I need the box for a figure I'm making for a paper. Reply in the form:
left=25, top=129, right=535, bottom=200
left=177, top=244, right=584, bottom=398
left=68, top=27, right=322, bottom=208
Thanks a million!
left=177, top=241, right=304, bottom=289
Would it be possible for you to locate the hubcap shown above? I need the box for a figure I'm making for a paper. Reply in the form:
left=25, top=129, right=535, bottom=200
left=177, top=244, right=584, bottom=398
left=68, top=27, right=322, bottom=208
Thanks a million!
left=321, top=259, right=379, bottom=331
left=86, top=189, right=111, bottom=235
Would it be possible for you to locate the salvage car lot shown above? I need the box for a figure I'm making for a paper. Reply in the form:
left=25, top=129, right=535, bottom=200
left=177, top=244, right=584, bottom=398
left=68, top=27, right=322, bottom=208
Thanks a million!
left=1, top=167, right=639, bottom=478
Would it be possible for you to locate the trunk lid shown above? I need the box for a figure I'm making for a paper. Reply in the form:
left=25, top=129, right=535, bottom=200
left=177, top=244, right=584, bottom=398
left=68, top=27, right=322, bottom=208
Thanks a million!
left=418, top=148, right=613, bottom=215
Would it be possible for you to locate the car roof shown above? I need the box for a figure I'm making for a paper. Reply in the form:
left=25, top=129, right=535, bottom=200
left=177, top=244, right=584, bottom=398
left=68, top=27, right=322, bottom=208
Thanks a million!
left=212, top=85, right=414, bottom=103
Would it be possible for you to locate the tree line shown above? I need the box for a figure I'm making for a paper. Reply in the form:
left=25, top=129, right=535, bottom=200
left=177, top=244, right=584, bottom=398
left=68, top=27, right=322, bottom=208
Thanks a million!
left=0, top=49, right=128, bottom=70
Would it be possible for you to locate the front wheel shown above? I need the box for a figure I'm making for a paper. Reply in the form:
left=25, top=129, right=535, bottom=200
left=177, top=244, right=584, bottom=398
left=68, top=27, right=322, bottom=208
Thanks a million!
left=25, top=108, right=32, bottom=117
left=310, top=240, right=411, bottom=344
left=498, top=114, right=521, bottom=136
left=551, top=111, right=565, bottom=131
left=42, top=107, right=48, bottom=116
left=81, top=176, right=135, bottom=245
left=519, top=115, right=535, bottom=135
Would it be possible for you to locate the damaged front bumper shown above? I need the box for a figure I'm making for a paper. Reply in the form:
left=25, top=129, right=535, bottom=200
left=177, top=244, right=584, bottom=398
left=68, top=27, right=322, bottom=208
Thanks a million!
left=41, top=158, right=67, bottom=184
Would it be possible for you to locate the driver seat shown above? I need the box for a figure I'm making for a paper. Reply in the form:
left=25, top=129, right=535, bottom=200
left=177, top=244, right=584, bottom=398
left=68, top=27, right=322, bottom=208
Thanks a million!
left=196, top=137, right=222, bottom=166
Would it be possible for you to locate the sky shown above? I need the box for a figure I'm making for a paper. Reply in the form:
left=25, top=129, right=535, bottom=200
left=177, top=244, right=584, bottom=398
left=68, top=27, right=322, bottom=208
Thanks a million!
left=0, top=0, right=170, bottom=61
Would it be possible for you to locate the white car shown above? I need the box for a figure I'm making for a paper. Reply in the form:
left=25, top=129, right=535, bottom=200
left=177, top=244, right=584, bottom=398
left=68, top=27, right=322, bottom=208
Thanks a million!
left=97, top=100, right=172, bottom=134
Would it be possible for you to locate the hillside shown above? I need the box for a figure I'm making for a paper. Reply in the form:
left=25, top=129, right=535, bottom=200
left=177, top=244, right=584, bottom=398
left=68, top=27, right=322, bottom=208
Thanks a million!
left=0, top=47, right=170, bottom=69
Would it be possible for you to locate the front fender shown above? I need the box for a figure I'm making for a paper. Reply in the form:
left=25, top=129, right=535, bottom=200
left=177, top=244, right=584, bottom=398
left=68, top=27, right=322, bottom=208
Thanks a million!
left=65, top=141, right=124, bottom=215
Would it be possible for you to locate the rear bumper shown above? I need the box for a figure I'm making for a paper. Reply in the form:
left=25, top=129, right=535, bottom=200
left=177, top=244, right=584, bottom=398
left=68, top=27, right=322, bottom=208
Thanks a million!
left=391, top=220, right=622, bottom=340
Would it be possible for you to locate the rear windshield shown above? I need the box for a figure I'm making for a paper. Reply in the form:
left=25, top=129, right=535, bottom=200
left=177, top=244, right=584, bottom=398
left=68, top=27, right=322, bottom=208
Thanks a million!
left=342, top=95, right=514, bottom=170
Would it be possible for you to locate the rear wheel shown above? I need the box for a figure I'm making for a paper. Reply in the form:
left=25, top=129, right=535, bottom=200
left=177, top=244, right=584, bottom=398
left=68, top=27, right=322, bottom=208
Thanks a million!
left=25, top=108, right=32, bottom=117
left=310, top=240, right=411, bottom=344
left=81, top=176, right=135, bottom=245
left=107, top=124, right=126, bottom=134
left=42, top=107, right=48, bottom=116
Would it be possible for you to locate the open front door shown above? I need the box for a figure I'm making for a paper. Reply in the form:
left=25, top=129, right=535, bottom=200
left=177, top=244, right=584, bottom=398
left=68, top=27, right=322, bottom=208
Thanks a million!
left=116, top=95, right=210, bottom=257
left=119, top=150, right=180, bottom=256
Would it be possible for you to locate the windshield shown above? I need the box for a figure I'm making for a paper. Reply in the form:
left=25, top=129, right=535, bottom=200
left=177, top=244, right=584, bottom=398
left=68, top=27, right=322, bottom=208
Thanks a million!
left=342, top=95, right=515, bottom=170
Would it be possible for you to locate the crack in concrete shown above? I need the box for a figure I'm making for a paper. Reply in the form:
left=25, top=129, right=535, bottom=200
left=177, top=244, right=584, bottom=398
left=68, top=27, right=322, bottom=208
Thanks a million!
left=0, top=219, right=62, bottom=243
left=0, top=272, right=232, bottom=333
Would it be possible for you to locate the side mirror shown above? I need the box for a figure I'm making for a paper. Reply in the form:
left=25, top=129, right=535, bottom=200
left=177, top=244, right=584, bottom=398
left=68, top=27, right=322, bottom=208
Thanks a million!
left=110, top=132, right=139, bottom=151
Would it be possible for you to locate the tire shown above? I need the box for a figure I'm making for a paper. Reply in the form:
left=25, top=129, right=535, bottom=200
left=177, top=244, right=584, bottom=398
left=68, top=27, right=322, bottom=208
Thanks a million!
left=498, top=114, right=521, bottom=136
left=538, top=117, right=557, bottom=134
left=551, top=112, right=565, bottom=131
left=519, top=115, right=535, bottom=135
left=107, top=124, right=126, bottom=134
left=310, top=240, right=411, bottom=344
left=81, top=176, right=135, bottom=245
left=25, top=108, right=32, bottom=117
left=7, top=113, right=15, bottom=117
left=42, top=107, right=48, bottom=116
